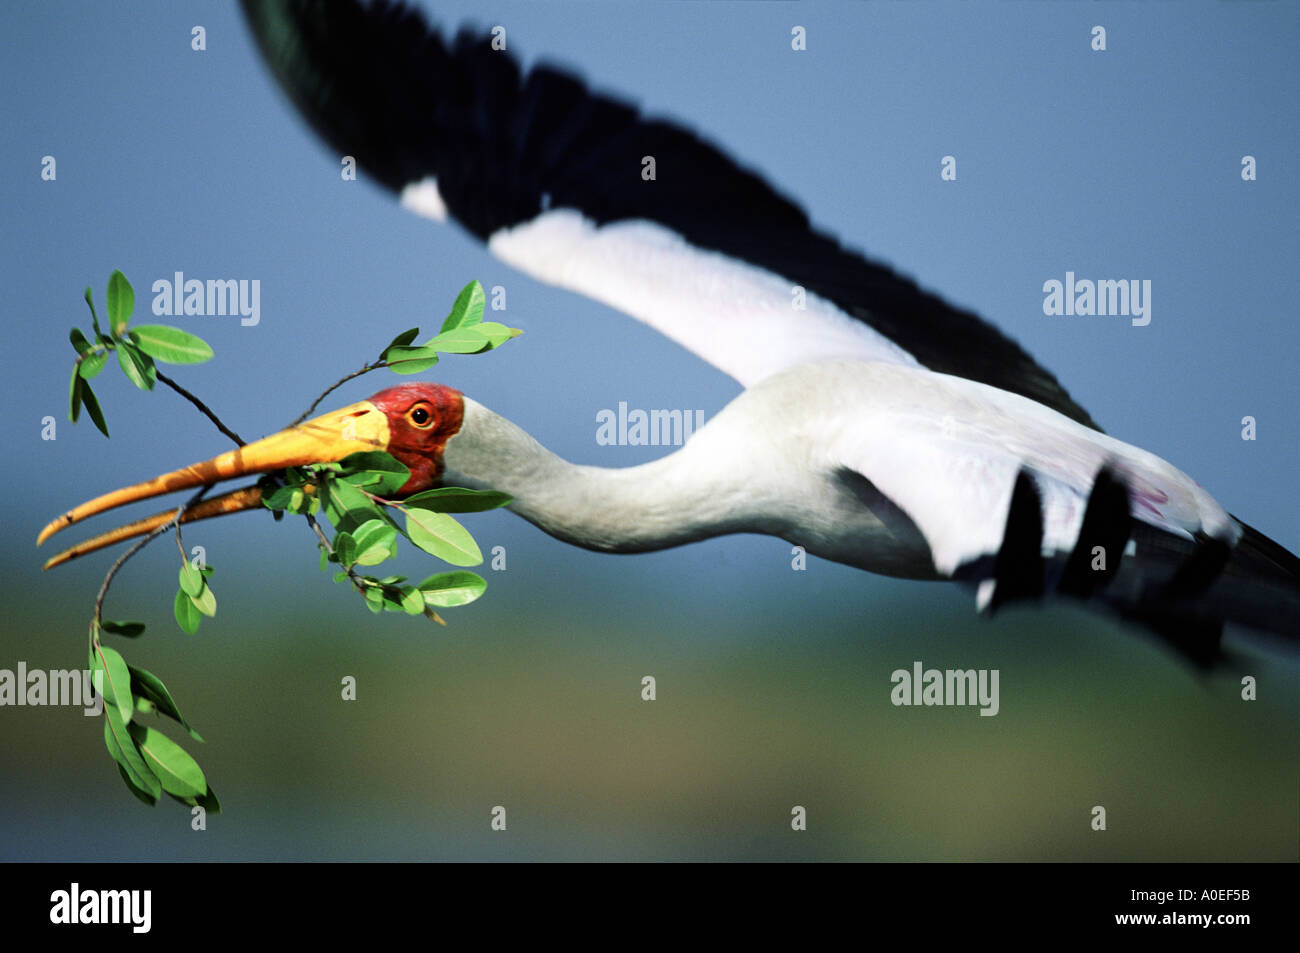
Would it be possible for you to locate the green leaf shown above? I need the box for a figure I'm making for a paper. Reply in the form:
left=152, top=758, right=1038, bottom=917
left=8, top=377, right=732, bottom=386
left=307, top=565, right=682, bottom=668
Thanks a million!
left=340, top=452, right=405, bottom=475
left=116, top=342, right=156, bottom=391
left=351, top=519, right=398, bottom=566
left=427, top=326, right=490, bottom=354
left=128, top=665, right=202, bottom=741
left=384, top=345, right=440, bottom=375
left=174, top=587, right=202, bottom=634
left=263, top=479, right=314, bottom=514
left=78, top=350, right=108, bottom=380
left=179, top=561, right=205, bottom=597
left=404, top=509, right=482, bottom=566
left=93, top=643, right=134, bottom=725
left=101, top=620, right=145, bottom=638
left=129, top=324, right=214, bottom=364
left=325, top=479, right=384, bottom=531
left=127, top=723, right=206, bottom=798
left=429, top=320, right=516, bottom=354
left=341, top=471, right=408, bottom=498
left=261, top=484, right=297, bottom=511
left=379, top=588, right=405, bottom=612
left=84, top=286, right=103, bottom=336
left=338, top=452, right=410, bottom=497
left=104, top=704, right=161, bottom=800
left=70, top=327, right=92, bottom=356
left=475, top=321, right=517, bottom=349
left=190, top=583, right=217, bottom=617
left=440, top=280, right=485, bottom=332
left=398, top=586, right=427, bottom=615
left=403, top=487, right=512, bottom=513
left=68, top=366, right=83, bottom=423
left=81, top=381, right=109, bottom=437
left=107, top=270, right=134, bottom=335
left=195, top=785, right=221, bottom=814
left=331, top=477, right=376, bottom=511
left=363, top=585, right=385, bottom=614
left=333, top=531, right=357, bottom=567
left=417, top=570, right=487, bottom=607
left=115, top=762, right=159, bottom=806
left=381, top=327, right=420, bottom=360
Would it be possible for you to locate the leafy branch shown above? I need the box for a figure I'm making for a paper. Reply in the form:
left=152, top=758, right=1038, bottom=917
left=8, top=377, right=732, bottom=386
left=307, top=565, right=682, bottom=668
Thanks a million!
left=70, top=270, right=218, bottom=439
left=260, top=457, right=510, bottom=624
left=60, top=273, right=516, bottom=811
left=289, top=280, right=516, bottom=426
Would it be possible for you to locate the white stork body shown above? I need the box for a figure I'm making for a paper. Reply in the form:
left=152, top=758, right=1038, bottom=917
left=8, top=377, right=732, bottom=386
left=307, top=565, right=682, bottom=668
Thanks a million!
left=446, top=359, right=1235, bottom=579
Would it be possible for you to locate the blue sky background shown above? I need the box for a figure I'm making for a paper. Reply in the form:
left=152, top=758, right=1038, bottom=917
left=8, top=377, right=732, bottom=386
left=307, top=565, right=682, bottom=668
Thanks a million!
left=0, top=2, right=1295, bottom=861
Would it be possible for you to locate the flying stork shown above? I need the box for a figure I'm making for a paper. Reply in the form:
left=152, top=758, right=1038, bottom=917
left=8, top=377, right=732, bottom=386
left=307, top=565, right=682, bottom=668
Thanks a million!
left=38, top=0, right=1300, bottom=666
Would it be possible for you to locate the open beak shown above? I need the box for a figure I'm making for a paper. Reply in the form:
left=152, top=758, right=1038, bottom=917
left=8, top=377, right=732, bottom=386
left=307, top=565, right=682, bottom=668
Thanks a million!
left=37, top=399, right=392, bottom=569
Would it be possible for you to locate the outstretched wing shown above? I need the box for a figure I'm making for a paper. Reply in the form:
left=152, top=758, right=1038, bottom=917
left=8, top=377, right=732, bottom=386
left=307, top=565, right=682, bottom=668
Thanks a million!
left=824, top=366, right=1234, bottom=578
left=240, top=0, right=1102, bottom=430
left=820, top=364, right=1299, bottom=664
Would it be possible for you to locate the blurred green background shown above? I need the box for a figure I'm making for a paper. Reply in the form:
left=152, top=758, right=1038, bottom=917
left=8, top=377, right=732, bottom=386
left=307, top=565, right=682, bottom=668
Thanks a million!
left=4, top=539, right=1296, bottom=860
left=2, top=1, right=1296, bottom=860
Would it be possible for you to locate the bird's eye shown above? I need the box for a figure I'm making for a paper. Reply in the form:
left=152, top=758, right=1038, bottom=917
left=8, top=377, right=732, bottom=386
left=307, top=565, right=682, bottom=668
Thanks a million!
left=408, top=403, right=434, bottom=428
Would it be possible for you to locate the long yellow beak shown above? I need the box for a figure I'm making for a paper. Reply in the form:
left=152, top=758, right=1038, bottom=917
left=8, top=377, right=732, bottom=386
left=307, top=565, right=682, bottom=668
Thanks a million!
left=38, top=399, right=390, bottom=568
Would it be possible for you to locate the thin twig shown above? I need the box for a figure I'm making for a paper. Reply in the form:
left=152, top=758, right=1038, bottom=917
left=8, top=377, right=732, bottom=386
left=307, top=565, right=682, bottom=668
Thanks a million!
left=156, top=369, right=245, bottom=447
left=304, top=512, right=334, bottom=554
left=89, top=364, right=240, bottom=626
left=304, top=510, right=368, bottom=595
left=312, top=481, right=446, bottom=625
left=93, top=487, right=209, bottom=624
left=289, top=361, right=388, bottom=427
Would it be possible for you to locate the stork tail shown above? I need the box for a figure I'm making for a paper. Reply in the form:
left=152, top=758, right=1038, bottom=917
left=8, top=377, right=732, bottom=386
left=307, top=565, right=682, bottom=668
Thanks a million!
left=971, top=468, right=1300, bottom=667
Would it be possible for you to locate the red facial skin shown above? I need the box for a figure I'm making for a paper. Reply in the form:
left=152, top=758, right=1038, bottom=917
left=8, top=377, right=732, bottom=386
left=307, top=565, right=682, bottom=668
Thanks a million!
left=367, top=383, right=464, bottom=495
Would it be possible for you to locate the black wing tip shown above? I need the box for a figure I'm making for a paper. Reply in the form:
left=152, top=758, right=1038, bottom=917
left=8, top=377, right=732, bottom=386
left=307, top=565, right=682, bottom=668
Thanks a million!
left=1227, top=516, right=1300, bottom=584
left=988, top=469, right=1046, bottom=610
left=1057, top=465, right=1132, bottom=598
